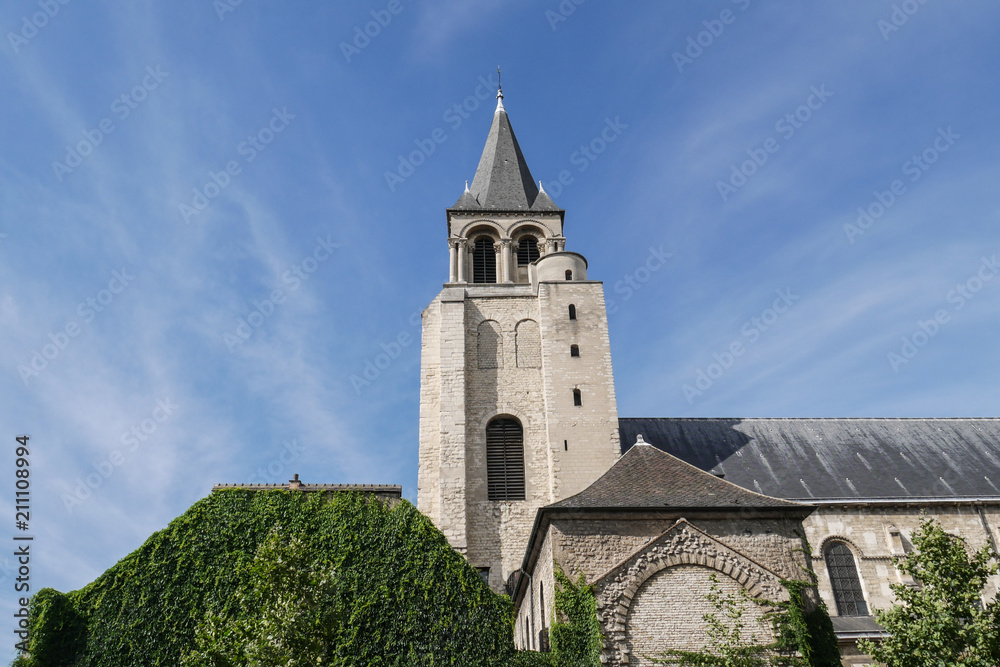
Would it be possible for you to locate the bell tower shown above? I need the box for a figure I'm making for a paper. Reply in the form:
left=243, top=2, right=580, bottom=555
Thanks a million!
left=417, top=83, right=621, bottom=592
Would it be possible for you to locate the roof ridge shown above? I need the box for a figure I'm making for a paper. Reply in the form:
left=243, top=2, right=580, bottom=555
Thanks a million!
left=620, top=416, right=1000, bottom=421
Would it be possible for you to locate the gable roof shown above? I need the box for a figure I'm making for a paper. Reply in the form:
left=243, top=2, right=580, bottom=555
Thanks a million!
left=548, top=438, right=807, bottom=512
left=619, top=418, right=1000, bottom=502
left=452, top=94, right=559, bottom=211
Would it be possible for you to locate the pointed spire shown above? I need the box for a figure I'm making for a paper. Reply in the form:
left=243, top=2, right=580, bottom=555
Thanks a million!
left=451, top=74, right=562, bottom=211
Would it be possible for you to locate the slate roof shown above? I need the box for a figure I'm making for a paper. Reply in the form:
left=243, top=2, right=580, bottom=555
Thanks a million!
left=548, top=439, right=808, bottom=513
left=829, top=615, right=886, bottom=638
left=619, top=418, right=1000, bottom=502
left=452, top=95, right=559, bottom=211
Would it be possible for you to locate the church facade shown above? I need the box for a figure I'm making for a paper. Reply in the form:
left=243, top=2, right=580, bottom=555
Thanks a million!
left=416, top=85, right=1000, bottom=666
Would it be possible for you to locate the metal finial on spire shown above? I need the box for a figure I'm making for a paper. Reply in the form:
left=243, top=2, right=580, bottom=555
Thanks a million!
left=495, top=66, right=505, bottom=112
left=464, top=180, right=470, bottom=192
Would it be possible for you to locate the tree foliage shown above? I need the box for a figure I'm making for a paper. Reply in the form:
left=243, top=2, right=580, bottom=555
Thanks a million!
left=858, top=518, right=1000, bottom=667
left=181, top=527, right=342, bottom=667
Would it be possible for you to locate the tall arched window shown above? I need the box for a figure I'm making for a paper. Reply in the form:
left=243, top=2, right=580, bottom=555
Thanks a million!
left=517, top=237, right=539, bottom=265
left=825, top=542, right=868, bottom=616
left=568, top=304, right=576, bottom=320
left=486, top=417, right=525, bottom=501
left=473, top=237, right=497, bottom=284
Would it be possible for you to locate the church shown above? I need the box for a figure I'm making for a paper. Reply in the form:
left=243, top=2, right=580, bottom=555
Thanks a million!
left=415, top=82, right=1000, bottom=666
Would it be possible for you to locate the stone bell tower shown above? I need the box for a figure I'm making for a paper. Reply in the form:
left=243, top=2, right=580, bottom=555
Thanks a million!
left=417, top=83, right=621, bottom=592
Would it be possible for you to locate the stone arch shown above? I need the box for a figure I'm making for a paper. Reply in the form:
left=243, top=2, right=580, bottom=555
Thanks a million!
left=595, top=522, right=788, bottom=666
left=515, top=319, right=540, bottom=368
left=510, top=222, right=547, bottom=244
left=477, top=320, right=502, bottom=369
left=458, top=220, right=504, bottom=240
left=817, top=534, right=864, bottom=558
left=474, top=406, right=532, bottom=434
left=617, top=550, right=782, bottom=610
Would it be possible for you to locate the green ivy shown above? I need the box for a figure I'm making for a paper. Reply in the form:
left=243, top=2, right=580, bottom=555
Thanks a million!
left=549, top=568, right=602, bottom=667
left=14, top=490, right=516, bottom=667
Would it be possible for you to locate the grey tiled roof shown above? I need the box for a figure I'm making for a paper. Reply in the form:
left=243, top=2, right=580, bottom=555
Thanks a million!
left=619, top=418, right=1000, bottom=502
left=454, top=100, right=559, bottom=211
left=548, top=441, right=807, bottom=512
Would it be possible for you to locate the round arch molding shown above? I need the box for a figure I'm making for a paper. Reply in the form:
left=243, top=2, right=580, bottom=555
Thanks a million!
left=458, top=219, right=504, bottom=240
left=594, top=524, right=788, bottom=666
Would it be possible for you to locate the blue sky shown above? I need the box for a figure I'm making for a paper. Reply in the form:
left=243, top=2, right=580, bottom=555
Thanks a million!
left=2, top=0, right=999, bottom=655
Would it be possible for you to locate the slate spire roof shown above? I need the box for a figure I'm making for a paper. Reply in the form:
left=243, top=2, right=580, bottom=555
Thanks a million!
left=452, top=86, right=559, bottom=211
left=548, top=435, right=808, bottom=513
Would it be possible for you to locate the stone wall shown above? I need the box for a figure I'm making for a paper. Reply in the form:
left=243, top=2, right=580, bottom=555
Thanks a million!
left=515, top=513, right=807, bottom=665
left=803, top=504, right=1000, bottom=619
left=626, top=564, right=774, bottom=666
left=537, top=281, right=621, bottom=502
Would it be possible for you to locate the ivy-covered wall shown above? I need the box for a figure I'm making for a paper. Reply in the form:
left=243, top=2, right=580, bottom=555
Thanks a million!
left=16, top=489, right=518, bottom=667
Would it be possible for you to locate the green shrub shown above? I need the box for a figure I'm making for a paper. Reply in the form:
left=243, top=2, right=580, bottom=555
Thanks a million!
left=14, top=490, right=515, bottom=667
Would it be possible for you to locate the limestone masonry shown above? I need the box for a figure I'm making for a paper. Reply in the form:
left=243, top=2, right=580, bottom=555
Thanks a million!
left=415, top=83, right=1000, bottom=666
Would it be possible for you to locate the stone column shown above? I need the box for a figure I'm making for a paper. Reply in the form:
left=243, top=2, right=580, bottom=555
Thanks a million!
left=500, top=239, right=513, bottom=283
left=457, top=240, right=468, bottom=283
left=448, top=240, right=458, bottom=283
left=494, top=242, right=505, bottom=283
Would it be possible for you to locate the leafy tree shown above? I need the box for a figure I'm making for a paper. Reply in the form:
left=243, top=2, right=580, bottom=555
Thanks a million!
left=181, top=526, right=342, bottom=667
left=655, top=574, right=780, bottom=667
left=859, top=518, right=1000, bottom=667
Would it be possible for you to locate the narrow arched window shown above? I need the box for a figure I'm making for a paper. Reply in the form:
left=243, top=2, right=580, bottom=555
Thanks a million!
left=473, top=237, right=497, bottom=284
left=825, top=542, right=868, bottom=616
left=573, top=389, right=582, bottom=406
left=565, top=270, right=572, bottom=281
left=570, top=345, right=579, bottom=357
left=486, top=417, right=525, bottom=501
left=517, top=237, right=539, bottom=265
left=568, top=304, right=576, bottom=320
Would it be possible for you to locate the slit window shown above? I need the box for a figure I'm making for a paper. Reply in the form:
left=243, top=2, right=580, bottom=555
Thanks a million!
left=573, top=389, right=582, bottom=406
left=825, top=542, right=869, bottom=616
left=517, top=237, right=540, bottom=265
left=473, top=237, right=497, bottom=284
left=568, top=304, right=576, bottom=320
left=486, top=417, right=525, bottom=501
left=570, top=345, right=580, bottom=357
